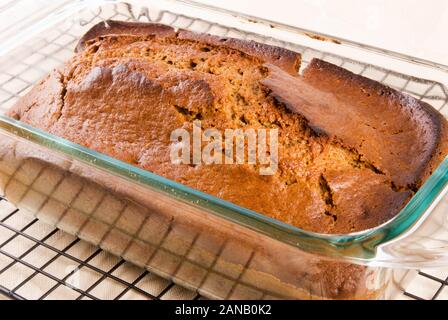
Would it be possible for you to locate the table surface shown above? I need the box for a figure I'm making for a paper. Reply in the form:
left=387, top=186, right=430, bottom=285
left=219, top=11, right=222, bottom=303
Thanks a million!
left=197, top=0, right=448, bottom=66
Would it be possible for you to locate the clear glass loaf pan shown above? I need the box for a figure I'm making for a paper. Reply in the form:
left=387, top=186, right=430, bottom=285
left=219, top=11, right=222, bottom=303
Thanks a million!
left=0, top=0, right=447, bottom=299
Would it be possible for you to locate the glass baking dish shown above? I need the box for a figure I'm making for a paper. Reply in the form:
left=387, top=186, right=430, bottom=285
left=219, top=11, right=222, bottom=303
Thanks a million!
left=0, top=0, right=447, bottom=299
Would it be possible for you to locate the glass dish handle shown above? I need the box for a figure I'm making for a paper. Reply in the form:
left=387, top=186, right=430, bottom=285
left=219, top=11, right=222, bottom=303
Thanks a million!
left=371, top=160, right=448, bottom=268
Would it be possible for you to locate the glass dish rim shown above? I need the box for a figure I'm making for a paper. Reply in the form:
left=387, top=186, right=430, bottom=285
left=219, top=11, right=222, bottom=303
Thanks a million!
left=0, top=0, right=447, bottom=260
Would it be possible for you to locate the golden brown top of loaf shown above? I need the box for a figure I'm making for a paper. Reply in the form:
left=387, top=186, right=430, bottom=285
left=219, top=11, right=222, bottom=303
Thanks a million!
left=262, top=60, right=448, bottom=189
left=7, top=21, right=448, bottom=235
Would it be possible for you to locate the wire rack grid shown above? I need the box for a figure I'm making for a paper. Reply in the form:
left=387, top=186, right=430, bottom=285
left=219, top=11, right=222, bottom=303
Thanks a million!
left=0, top=1, right=447, bottom=300
left=0, top=195, right=202, bottom=300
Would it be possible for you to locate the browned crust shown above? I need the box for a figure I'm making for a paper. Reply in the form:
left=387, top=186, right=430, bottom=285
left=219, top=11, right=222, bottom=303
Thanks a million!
left=75, top=20, right=176, bottom=52
left=75, top=20, right=301, bottom=74
left=177, top=30, right=301, bottom=74
left=262, top=58, right=448, bottom=188
left=304, top=58, right=448, bottom=186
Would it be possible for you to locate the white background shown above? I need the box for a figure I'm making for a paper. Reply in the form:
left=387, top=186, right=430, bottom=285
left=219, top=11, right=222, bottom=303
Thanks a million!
left=197, top=0, right=448, bottom=66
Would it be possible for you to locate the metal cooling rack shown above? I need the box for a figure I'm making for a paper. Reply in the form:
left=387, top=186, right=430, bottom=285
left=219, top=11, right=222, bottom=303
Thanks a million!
left=0, top=196, right=202, bottom=300
left=0, top=1, right=447, bottom=300
left=403, top=271, right=448, bottom=300
left=0, top=198, right=447, bottom=300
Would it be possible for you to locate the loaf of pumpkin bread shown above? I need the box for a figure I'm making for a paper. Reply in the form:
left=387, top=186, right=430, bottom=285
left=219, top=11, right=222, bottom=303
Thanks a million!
left=6, top=20, right=448, bottom=299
